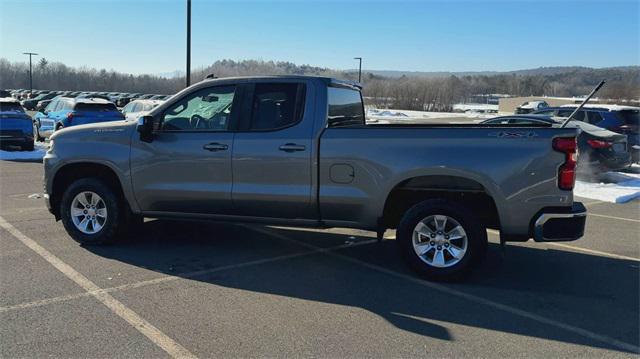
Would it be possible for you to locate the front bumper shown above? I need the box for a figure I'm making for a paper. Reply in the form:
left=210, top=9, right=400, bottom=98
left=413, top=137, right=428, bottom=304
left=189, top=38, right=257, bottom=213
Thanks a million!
left=533, top=202, right=586, bottom=242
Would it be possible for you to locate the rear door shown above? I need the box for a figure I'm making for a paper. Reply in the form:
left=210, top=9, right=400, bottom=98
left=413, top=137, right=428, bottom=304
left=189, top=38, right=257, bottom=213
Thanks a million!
left=131, top=84, right=240, bottom=214
left=231, top=81, right=315, bottom=219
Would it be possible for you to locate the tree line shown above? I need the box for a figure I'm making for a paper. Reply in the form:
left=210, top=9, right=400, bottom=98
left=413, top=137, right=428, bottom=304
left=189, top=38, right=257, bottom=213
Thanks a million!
left=1, top=58, right=638, bottom=111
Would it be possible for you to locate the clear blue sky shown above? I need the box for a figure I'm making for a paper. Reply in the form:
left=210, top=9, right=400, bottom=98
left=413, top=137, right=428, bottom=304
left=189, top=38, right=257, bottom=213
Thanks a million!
left=1, top=0, right=638, bottom=75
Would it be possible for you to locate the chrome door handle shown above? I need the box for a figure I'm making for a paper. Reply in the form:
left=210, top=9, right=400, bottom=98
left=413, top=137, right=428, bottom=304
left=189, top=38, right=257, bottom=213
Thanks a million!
left=279, top=143, right=306, bottom=152
left=203, top=143, right=228, bottom=151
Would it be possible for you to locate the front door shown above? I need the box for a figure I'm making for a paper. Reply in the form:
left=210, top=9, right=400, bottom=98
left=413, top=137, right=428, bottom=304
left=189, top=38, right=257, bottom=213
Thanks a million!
left=231, top=81, right=315, bottom=219
left=131, top=84, right=239, bottom=214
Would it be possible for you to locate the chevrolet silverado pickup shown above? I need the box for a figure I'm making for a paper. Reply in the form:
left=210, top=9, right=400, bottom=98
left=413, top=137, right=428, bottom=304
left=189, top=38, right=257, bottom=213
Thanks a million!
left=44, top=76, right=586, bottom=281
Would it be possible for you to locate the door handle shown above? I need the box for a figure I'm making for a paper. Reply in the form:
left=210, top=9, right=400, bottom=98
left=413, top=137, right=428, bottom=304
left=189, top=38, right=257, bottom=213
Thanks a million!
left=279, top=143, right=306, bottom=152
left=203, top=143, right=228, bottom=152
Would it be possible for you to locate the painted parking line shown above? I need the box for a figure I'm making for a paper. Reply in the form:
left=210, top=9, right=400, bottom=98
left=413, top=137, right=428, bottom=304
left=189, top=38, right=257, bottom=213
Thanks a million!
left=0, top=233, right=377, bottom=313
left=0, top=216, right=196, bottom=359
left=248, top=225, right=640, bottom=354
left=588, top=212, right=640, bottom=223
left=485, top=229, right=640, bottom=262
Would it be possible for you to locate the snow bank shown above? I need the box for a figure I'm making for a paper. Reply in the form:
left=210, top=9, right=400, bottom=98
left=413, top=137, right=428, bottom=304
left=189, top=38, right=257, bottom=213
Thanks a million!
left=575, top=168, right=640, bottom=203
left=0, top=143, right=47, bottom=162
left=366, top=108, right=493, bottom=124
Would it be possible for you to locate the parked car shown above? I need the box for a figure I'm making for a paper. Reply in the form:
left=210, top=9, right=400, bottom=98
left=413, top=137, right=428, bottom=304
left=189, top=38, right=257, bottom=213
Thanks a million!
left=481, top=115, right=632, bottom=175
left=121, top=99, right=164, bottom=121
left=34, top=97, right=124, bottom=136
left=149, top=94, right=169, bottom=101
left=116, top=93, right=142, bottom=107
left=515, top=100, right=549, bottom=114
left=137, top=94, right=155, bottom=100
left=21, top=92, right=58, bottom=110
left=44, top=76, right=587, bottom=281
left=533, top=105, right=640, bottom=162
left=0, top=98, right=34, bottom=150
left=35, top=98, right=55, bottom=113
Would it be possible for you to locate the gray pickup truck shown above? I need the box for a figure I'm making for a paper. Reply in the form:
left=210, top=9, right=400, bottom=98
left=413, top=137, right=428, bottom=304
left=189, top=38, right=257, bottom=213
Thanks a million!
left=44, top=76, right=586, bottom=281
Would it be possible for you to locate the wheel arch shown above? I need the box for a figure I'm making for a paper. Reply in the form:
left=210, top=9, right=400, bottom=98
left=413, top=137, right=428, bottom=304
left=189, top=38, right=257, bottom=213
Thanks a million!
left=381, top=173, right=503, bottom=230
left=50, top=161, right=129, bottom=219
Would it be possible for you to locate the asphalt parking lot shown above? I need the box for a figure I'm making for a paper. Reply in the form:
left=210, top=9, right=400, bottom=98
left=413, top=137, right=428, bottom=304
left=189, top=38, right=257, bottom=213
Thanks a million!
left=1, top=159, right=638, bottom=357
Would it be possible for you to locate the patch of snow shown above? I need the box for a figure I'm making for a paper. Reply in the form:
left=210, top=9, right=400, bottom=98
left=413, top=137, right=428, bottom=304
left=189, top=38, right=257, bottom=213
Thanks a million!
left=574, top=170, right=640, bottom=203
left=453, top=103, right=499, bottom=112
left=0, top=142, right=47, bottom=162
left=367, top=108, right=494, bottom=124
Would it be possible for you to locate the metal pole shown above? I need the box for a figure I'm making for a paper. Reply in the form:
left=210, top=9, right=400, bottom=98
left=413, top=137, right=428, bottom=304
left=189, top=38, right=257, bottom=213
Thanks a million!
left=354, top=57, right=362, bottom=83
left=186, top=0, right=191, bottom=87
left=23, top=52, right=38, bottom=94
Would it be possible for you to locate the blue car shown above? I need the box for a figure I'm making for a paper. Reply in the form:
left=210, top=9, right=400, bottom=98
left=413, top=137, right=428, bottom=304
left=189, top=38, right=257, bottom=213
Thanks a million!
left=0, top=98, right=34, bottom=151
left=533, top=105, right=640, bottom=162
left=34, top=97, right=124, bottom=138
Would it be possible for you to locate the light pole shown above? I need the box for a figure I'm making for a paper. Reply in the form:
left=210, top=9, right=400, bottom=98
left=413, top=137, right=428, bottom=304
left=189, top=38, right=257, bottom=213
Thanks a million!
left=23, top=52, right=38, bottom=94
left=353, top=57, right=362, bottom=83
left=186, top=0, right=191, bottom=87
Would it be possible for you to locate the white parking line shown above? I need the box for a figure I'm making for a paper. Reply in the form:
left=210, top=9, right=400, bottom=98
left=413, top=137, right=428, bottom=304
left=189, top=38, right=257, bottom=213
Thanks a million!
left=486, top=229, right=640, bottom=262
left=588, top=212, right=640, bottom=223
left=0, top=235, right=377, bottom=313
left=0, top=216, right=196, bottom=359
left=249, top=225, right=640, bottom=354
left=547, top=243, right=640, bottom=262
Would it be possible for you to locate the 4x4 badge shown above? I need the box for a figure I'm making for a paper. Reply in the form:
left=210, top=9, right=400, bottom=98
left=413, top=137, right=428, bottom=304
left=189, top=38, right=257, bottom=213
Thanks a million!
left=489, top=131, right=538, bottom=139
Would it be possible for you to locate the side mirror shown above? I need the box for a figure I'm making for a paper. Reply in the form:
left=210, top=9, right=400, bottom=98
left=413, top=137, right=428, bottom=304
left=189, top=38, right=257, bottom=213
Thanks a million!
left=137, top=115, right=156, bottom=143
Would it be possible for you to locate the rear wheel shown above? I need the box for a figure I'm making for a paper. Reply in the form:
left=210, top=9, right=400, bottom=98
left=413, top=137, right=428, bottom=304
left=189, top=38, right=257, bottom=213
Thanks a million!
left=397, top=199, right=487, bottom=281
left=60, top=178, right=127, bottom=245
left=33, top=122, right=44, bottom=142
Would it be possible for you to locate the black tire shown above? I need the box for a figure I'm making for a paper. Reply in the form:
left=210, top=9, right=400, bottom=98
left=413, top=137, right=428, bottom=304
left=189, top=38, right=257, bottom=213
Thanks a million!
left=60, top=178, right=127, bottom=245
left=21, top=141, right=34, bottom=151
left=397, top=199, right=487, bottom=281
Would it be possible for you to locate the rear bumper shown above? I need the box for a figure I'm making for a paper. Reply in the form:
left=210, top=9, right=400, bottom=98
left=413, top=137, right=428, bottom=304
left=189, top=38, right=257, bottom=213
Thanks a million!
left=533, top=202, right=586, bottom=242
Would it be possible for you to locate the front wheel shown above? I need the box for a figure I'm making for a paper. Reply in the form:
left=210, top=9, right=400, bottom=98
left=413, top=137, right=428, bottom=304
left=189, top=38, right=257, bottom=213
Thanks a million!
left=397, top=199, right=487, bottom=281
left=60, top=178, right=127, bottom=245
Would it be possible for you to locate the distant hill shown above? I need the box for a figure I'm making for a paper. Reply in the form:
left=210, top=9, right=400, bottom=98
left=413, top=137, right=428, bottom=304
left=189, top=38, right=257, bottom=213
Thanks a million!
left=352, top=66, right=640, bottom=78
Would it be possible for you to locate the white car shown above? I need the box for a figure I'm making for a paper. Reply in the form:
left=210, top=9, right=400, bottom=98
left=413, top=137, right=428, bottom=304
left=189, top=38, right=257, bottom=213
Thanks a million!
left=516, top=100, right=549, bottom=114
left=121, top=99, right=164, bottom=121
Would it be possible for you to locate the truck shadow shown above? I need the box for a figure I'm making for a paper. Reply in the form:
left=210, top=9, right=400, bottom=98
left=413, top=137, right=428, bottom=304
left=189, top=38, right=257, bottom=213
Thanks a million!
left=85, top=219, right=639, bottom=354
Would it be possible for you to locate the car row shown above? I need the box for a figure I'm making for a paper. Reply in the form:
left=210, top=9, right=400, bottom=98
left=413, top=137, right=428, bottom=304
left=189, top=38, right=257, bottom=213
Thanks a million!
left=5, top=89, right=170, bottom=109
left=532, top=104, right=640, bottom=162
left=1, top=93, right=164, bottom=149
left=33, top=98, right=164, bottom=141
left=481, top=114, right=633, bottom=175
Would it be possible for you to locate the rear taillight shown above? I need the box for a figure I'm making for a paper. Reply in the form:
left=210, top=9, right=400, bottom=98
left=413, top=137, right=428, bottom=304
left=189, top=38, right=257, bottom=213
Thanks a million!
left=66, top=112, right=74, bottom=124
left=586, top=139, right=612, bottom=149
left=553, top=137, right=577, bottom=191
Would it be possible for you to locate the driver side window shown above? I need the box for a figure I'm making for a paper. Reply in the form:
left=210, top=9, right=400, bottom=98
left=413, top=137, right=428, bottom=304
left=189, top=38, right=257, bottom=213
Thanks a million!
left=162, top=85, right=236, bottom=131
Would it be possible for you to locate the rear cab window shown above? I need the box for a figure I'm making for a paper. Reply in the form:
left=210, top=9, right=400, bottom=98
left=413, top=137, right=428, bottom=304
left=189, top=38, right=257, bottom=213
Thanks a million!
left=247, top=83, right=306, bottom=130
left=327, top=86, right=364, bottom=127
left=0, top=102, right=24, bottom=112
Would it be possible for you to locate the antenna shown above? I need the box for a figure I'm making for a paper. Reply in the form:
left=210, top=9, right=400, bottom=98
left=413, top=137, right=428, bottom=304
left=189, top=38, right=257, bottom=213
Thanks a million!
left=560, top=80, right=606, bottom=128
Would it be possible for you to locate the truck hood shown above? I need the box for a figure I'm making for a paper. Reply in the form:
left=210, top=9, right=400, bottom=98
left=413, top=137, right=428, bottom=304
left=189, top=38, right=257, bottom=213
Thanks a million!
left=50, top=119, right=136, bottom=141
